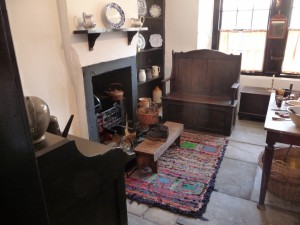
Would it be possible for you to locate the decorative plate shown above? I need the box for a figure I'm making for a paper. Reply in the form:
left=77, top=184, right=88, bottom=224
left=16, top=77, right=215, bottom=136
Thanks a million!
left=105, top=2, right=125, bottom=29
left=138, top=0, right=147, bottom=16
left=149, top=34, right=163, bottom=48
left=137, top=34, right=146, bottom=49
left=286, top=100, right=300, bottom=106
left=149, top=4, right=161, bottom=17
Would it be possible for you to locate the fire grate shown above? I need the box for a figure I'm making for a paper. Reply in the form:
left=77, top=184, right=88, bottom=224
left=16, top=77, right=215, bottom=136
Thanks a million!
left=96, top=102, right=124, bottom=134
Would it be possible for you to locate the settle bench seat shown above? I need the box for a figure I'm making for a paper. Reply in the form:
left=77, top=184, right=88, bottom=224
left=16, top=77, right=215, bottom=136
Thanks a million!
left=162, top=49, right=242, bottom=136
left=163, top=92, right=236, bottom=106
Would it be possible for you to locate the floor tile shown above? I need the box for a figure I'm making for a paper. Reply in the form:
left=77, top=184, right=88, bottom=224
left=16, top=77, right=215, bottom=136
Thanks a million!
left=177, top=191, right=300, bottom=225
left=229, top=119, right=266, bottom=146
left=225, top=140, right=264, bottom=164
left=127, top=199, right=149, bottom=216
left=128, top=213, right=159, bottom=225
left=214, top=158, right=257, bottom=199
left=143, top=207, right=179, bottom=225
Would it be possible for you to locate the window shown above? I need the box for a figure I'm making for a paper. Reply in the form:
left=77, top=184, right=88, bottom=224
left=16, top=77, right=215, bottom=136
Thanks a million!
left=214, top=0, right=300, bottom=77
left=282, top=0, right=300, bottom=74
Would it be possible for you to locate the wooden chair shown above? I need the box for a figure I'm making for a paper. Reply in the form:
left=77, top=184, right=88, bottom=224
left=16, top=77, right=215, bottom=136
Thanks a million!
left=161, top=49, right=242, bottom=136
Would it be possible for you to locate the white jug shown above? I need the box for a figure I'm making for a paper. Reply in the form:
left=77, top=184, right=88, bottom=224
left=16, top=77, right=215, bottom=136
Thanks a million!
left=152, top=65, right=160, bottom=77
left=138, top=69, right=146, bottom=82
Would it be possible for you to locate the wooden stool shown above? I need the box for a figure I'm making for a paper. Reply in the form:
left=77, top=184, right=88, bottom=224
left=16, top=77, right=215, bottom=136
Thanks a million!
left=134, top=121, right=184, bottom=173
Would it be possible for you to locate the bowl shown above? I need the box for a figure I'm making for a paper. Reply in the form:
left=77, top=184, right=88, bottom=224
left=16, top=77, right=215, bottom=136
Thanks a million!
left=287, top=106, right=300, bottom=127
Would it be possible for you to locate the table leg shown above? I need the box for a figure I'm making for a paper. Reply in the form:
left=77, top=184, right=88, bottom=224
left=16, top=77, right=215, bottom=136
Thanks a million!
left=257, top=143, right=275, bottom=210
left=175, top=135, right=181, bottom=147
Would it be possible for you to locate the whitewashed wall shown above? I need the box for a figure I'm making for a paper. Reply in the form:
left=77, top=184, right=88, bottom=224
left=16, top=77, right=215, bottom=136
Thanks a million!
left=6, top=0, right=138, bottom=138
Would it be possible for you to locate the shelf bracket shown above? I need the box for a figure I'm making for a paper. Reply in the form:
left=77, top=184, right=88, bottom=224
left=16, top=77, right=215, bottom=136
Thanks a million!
left=127, top=31, right=138, bottom=45
left=88, top=33, right=101, bottom=51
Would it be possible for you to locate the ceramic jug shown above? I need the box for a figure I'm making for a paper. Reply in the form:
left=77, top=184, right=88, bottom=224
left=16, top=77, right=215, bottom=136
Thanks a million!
left=139, top=69, right=146, bottom=82
left=82, top=12, right=96, bottom=29
left=131, top=16, right=145, bottom=27
left=152, top=65, right=160, bottom=77
left=152, top=86, right=162, bottom=104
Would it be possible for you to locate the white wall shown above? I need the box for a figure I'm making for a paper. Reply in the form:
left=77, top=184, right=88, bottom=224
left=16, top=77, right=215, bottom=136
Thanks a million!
left=6, top=0, right=81, bottom=136
left=240, top=75, right=300, bottom=92
left=165, top=0, right=200, bottom=78
left=197, top=0, right=214, bottom=49
left=6, top=0, right=139, bottom=138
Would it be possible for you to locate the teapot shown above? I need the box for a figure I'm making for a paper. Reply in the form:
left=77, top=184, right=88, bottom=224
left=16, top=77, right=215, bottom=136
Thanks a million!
left=82, top=12, right=96, bottom=29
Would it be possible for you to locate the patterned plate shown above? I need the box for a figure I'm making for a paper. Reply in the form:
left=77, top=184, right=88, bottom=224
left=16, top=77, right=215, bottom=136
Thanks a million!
left=105, top=2, right=125, bottom=29
left=149, top=34, right=163, bottom=48
left=149, top=4, right=161, bottom=17
left=138, top=0, right=147, bottom=16
left=137, top=34, right=146, bottom=49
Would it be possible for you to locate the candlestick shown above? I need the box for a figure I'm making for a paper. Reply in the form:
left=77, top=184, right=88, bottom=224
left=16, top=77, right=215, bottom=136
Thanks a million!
left=271, top=74, right=275, bottom=92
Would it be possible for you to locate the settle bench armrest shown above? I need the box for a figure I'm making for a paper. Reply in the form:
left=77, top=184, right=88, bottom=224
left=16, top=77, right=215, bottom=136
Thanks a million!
left=161, top=76, right=174, bottom=83
left=230, top=82, right=240, bottom=105
left=231, top=82, right=239, bottom=89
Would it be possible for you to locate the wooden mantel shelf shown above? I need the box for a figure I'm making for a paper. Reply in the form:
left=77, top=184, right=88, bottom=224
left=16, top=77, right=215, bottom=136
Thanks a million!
left=74, top=27, right=148, bottom=50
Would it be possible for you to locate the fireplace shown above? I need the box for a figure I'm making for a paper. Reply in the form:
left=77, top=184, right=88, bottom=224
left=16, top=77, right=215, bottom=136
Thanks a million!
left=82, top=56, right=138, bottom=142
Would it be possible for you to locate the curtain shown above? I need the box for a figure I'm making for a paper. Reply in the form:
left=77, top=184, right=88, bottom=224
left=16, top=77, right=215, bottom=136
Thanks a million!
left=282, top=30, right=300, bottom=74
left=219, top=30, right=267, bottom=72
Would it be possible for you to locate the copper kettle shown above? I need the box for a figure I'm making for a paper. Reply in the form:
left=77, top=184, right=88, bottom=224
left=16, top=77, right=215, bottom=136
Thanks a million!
left=106, top=83, right=124, bottom=101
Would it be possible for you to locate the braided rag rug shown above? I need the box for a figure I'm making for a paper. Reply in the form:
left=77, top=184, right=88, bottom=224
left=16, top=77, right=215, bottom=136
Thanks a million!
left=126, top=131, right=228, bottom=218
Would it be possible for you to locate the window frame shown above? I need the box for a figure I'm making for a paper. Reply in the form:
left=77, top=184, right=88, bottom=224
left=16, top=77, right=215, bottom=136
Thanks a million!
left=212, top=0, right=298, bottom=78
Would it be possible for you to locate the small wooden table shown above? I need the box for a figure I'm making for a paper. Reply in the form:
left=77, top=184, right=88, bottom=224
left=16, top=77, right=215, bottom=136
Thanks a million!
left=134, top=121, right=184, bottom=173
left=258, top=92, right=300, bottom=209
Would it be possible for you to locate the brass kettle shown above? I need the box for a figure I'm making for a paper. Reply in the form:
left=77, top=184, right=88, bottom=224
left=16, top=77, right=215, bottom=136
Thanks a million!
left=105, top=83, right=124, bottom=101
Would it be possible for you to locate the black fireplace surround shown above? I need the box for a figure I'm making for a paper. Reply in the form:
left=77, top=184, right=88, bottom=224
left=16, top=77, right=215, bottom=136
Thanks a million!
left=82, top=56, right=138, bottom=142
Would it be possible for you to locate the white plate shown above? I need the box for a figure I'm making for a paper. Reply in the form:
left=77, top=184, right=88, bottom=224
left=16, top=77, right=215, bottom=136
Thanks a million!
left=149, top=34, right=163, bottom=48
left=137, top=34, right=146, bottom=49
left=286, top=100, right=300, bottom=106
left=105, top=3, right=125, bottom=29
left=149, top=4, right=161, bottom=17
left=138, top=0, right=147, bottom=16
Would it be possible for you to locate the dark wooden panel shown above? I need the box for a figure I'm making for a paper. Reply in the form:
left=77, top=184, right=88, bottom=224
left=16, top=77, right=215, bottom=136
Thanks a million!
left=238, top=86, right=271, bottom=121
left=162, top=49, right=241, bottom=136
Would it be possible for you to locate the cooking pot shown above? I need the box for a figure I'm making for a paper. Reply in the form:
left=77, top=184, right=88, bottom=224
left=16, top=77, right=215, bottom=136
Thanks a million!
left=106, top=83, right=124, bottom=101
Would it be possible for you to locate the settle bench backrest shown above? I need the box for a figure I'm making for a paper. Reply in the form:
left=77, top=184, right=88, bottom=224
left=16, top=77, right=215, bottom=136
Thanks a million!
left=170, top=49, right=242, bottom=97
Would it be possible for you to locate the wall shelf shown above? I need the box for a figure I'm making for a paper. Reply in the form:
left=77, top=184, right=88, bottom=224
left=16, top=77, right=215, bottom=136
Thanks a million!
left=138, top=75, right=163, bottom=86
left=74, top=27, right=148, bottom=51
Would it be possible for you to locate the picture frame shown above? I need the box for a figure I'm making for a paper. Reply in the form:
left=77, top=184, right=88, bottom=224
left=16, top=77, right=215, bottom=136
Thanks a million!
left=267, top=16, right=287, bottom=39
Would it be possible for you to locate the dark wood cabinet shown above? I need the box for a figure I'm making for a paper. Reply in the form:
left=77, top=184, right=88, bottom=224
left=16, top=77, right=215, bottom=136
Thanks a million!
left=238, top=86, right=271, bottom=121
left=35, top=133, right=131, bottom=225
left=137, top=0, right=165, bottom=99
left=0, top=1, right=130, bottom=224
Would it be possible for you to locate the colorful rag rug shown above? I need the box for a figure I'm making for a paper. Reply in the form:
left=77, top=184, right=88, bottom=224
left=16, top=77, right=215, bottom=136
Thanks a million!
left=126, top=131, right=228, bottom=218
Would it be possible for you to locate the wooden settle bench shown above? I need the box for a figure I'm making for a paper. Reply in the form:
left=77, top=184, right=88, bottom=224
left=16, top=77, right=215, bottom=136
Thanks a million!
left=161, top=49, right=242, bottom=136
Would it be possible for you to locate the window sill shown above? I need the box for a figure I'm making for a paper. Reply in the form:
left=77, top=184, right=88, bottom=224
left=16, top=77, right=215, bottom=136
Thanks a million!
left=241, top=72, right=300, bottom=79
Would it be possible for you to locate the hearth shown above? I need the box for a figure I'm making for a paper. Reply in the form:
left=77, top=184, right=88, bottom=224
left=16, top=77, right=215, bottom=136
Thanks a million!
left=82, top=56, right=138, bottom=142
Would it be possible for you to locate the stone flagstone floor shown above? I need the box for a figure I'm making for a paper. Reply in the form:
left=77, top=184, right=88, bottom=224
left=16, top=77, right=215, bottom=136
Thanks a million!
left=126, top=119, right=300, bottom=225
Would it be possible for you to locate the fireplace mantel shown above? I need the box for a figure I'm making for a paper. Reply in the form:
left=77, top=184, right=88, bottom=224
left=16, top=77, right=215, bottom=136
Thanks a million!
left=82, top=56, right=138, bottom=142
left=74, top=27, right=148, bottom=50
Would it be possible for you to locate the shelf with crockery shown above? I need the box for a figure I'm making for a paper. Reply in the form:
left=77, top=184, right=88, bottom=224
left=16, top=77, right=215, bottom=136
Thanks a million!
left=74, top=27, right=148, bottom=51
left=138, top=74, right=164, bottom=85
left=137, top=0, right=165, bottom=99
